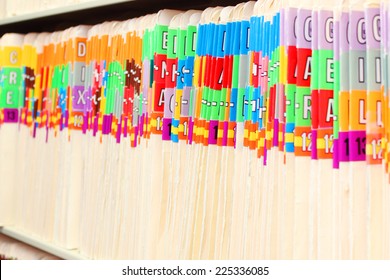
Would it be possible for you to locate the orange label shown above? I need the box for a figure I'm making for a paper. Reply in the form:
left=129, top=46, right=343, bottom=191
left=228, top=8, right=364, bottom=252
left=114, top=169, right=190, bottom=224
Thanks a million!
left=294, top=126, right=312, bottom=157
left=317, top=128, right=334, bottom=159
left=349, top=90, right=367, bottom=131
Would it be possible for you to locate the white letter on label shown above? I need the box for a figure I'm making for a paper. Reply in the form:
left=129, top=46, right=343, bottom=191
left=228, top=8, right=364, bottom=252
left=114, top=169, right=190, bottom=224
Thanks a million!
left=9, top=71, right=17, bottom=85
left=357, top=18, right=366, bottom=44
left=169, top=94, right=175, bottom=113
left=158, top=88, right=165, bottom=107
left=304, top=57, right=312, bottom=80
left=162, top=31, right=168, bottom=50
left=218, top=69, right=224, bottom=84
left=304, top=16, right=312, bottom=42
left=358, top=57, right=365, bottom=83
left=373, top=15, right=381, bottom=42
left=375, top=57, right=381, bottom=84
left=6, top=91, right=13, bottom=105
left=192, top=32, right=197, bottom=52
left=173, top=35, right=177, bottom=54
left=303, top=95, right=311, bottom=119
left=221, top=31, right=226, bottom=52
left=10, top=51, right=18, bottom=64
left=325, top=17, right=334, bottom=43
left=161, top=60, right=167, bottom=79
left=326, top=98, right=334, bottom=122
left=81, top=66, right=86, bottom=82
left=78, top=42, right=86, bottom=57
left=77, top=90, right=86, bottom=105
left=359, top=99, right=366, bottom=124
left=326, top=58, right=334, bottom=83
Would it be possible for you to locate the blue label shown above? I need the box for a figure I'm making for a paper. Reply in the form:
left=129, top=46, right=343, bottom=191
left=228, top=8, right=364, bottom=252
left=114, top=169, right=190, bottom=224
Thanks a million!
left=240, top=20, right=251, bottom=55
left=216, top=24, right=227, bottom=58
left=226, top=22, right=233, bottom=56
left=184, top=56, right=194, bottom=87
left=232, top=21, right=241, bottom=55
left=176, top=59, right=186, bottom=89
left=251, top=87, right=260, bottom=123
left=230, top=87, right=238, bottom=122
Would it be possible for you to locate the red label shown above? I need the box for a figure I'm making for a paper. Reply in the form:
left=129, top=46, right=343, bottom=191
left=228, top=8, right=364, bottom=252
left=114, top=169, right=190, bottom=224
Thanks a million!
left=165, top=58, right=177, bottom=88
left=212, top=57, right=224, bottom=91
left=154, top=54, right=167, bottom=84
left=311, top=89, right=319, bottom=129
left=252, top=52, right=260, bottom=88
left=123, top=87, right=134, bottom=115
left=318, top=90, right=334, bottom=128
left=204, top=55, right=213, bottom=88
left=296, top=48, right=311, bottom=87
left=223, top=55, right=233, bottom=88
left=153, top=83, right=166, bottom=113
left=287, top=46, right=297, bottom=84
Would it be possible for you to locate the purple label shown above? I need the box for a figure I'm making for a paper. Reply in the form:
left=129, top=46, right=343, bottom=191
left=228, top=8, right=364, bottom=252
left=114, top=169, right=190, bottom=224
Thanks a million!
left=334, top=20, right=340, bottom=60
left=280, top=9, right=285, bottom=46
left=311, top=129, right=318, bottom=160
left=3, top=108, right=18, bottom=123
left=123, top=117, right=128, bottom=138
left=65, top=110, right=69, bottom=128
left=162, top=118, right=172, bottom=140
left=139, top=114, right=144, bottom=137
left=116, top=116, right=122, bottom=143
left=338, top=131, right=366, bottom=161
left=387, top=5, right=390, bottom=49
left=318, top=10, right=334, bottom=50
left=82, top=113, right=88, bottom=134
left=181, top=87, right=191, bottom=116
left=340, top=12, right=350, bottom=53
left=286, top=8, right=298, bottom=46
left=312, top=11, right=319, bottom=50
left=142, top=59, right=150, bottom=96
left=188, top=117, right=194, bottom=144
left=365, top=8, right=381, bottom=49
left=208, top=120, right=218, bottom=145
left=349, top=11, right=366, bottom=51
left=297, top=9, right=312, bottom=49
left=93, top=115, right=98, bottom=136
left=222, top=121, right=228, bottom=146
left=72, top=86, right=89, bottom=111
left=102, top=115, right=112, bottom=135
left=333, top=138, right=339, bottom=168
left=133, top=126, right=138, bottom=147
left=163, top=88, right=175, bottom=118
left=338, top=132, right=349, bottom=162
left=273, top=119, right=279, bottom=147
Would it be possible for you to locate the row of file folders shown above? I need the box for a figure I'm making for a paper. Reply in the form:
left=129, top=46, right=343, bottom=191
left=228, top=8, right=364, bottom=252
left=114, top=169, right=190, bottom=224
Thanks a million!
left=0, top=0, right=390, bottom=173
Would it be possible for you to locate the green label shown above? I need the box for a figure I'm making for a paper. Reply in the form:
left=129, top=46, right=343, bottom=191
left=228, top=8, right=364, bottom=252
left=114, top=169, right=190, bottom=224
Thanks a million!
left=318, top=49, right=334, bottom=90
left=295, top=86, right=311, bottom=126
left=167, top=28, right=178, bottom=59
left=286, top=84, right=296, bottom=124
left=333, top=60, right=340, bottom=138
left=232, top=55, right=240, bottom=88
left=155, top=25, right=169, bottom=55
left=186, top=26, right=197, bottom=57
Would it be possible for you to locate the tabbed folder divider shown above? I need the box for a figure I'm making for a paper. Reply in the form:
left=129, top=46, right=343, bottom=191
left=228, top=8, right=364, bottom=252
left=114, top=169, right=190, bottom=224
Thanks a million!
left=1, top=0, right=390, bottom=260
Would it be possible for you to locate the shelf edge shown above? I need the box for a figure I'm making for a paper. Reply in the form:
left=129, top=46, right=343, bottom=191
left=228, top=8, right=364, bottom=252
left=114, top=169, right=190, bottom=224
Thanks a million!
left=0, top=226, right=88, bottom=260
left=0, top=0, right=134, bottom=26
